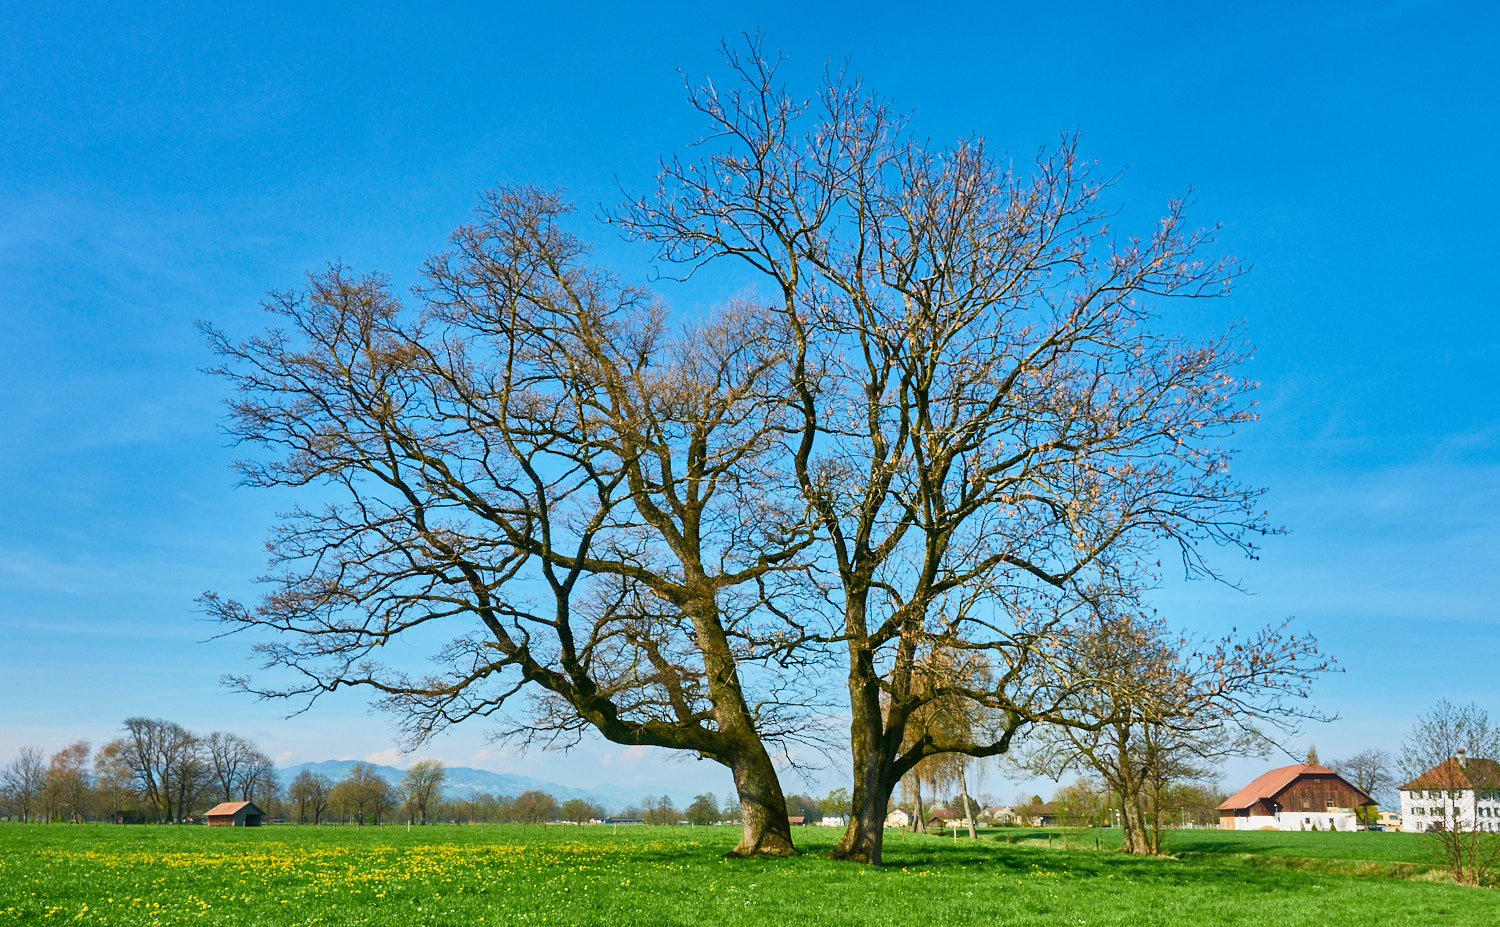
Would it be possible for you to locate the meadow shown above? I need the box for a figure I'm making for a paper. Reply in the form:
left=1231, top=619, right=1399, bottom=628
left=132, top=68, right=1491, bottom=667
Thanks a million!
left=3, top=823, right=1496, bottom=926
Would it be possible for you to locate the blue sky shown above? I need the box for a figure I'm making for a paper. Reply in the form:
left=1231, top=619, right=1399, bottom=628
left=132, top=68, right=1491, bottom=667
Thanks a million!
left=2, top=1, right=1496, bottom=803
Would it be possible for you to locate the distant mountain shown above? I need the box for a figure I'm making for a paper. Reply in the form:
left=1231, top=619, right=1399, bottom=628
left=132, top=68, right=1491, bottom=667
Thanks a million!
left=276, top=760, right=681, bottom=813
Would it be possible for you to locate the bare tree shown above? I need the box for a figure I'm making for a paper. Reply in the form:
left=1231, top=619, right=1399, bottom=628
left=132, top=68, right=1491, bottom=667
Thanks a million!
left=1330, top=749, right=1394, bottom=821
left=204, top=732, right=275, bottom=804
left=104, top=718, right=207, bottom=823
left=287, top=770, right=332, bottom=824
left=615, top=38, right=1274, bottom=864
left=1, top=747, right=47, bottom=822
left=561, top=797, right=605, bottom=823
left=1400, top=700, right=1500, bottom=886
left=42, top=742, right=92, bottom=823
left=1017, top=608, right=1323, bottom=854
left=509, top=789, right=560, bottom=824
left=329, top=763, right=393, bottom=825
left=401, top=759, right=446, bottom=824
left=92, top=742, right=138, bottom=823
left=202, top=190, right=831, bottom=856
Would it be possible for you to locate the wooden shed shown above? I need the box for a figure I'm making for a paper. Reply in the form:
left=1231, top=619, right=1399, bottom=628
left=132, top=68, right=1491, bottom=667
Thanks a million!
left=1217, top=763, right=1373, bottom=831
left=205, top=801, right=266, bottom=827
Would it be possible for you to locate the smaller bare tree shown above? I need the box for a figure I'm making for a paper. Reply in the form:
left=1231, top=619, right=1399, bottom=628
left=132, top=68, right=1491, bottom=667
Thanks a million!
left=400, top=760, right=446, bottom=824
left=288, top=770, right=332, bottom=824
left=1400, top=700, right=1500, bottom=886
left=1018, top=607, right=1327, bottom=854
left=1, top=747, right=47, bottom=822
left=1331, top=749, right=1394, bottom=824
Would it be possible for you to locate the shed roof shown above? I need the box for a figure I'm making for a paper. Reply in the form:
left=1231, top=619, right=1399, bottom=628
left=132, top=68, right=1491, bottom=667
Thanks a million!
left=1216, top=763, right=1374, bottom=811
left=205, top=801, right=261, bottom=817
left=1400, top=757, right=1500, bottom=792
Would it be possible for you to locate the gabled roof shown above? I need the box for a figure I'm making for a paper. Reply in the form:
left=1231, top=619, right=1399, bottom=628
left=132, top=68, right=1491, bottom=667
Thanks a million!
left=1216, top=763, right=1374, bottom=811
left=1400, top=757, right=1500, bottom=792
left=205, top=801, right=262, bottom=817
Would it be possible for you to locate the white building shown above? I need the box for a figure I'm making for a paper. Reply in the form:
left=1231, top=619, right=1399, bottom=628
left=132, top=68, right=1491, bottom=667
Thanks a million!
left=1399, top=750, right=1500, bottom=833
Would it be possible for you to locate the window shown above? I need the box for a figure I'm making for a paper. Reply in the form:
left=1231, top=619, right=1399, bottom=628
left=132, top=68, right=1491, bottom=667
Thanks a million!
left=1326, top=800, right=1334, bottom=809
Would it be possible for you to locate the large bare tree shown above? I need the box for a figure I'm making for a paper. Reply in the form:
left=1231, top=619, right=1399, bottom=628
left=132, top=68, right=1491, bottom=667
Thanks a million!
left=104, top=718, right=208, bottom=823
left=203, top=189, right=824, bottom=856
left=614, top=39, right=1276, bottom=863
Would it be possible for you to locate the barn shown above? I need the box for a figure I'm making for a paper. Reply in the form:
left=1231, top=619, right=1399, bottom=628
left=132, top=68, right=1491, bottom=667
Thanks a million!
left=1217, top=763, right=1374, bottom=831
left=204, top=801, right=266, bottom=827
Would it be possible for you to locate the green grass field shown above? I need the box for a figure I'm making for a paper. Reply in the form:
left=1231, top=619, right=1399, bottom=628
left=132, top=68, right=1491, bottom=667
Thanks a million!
left=3, top=823, right=1495, bottom=926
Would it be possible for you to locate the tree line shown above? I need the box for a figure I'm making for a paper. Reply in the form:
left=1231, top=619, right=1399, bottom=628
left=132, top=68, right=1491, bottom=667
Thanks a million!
left=201, top=36, right=1330, bottom=863
left=4, top=719, right=644, bottom=826
left=0, top=718, right=274, bottom=824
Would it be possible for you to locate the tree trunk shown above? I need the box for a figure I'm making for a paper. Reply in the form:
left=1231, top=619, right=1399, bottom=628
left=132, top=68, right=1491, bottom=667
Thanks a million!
left=957, top=762, right=977, bottom=839
left=913, top=779, right=926, bottom=833
left=831, top=658, right=895, bottom=864
left=1120, top=796, right=1153, bottom=855
left=725, top=740, right=798, bottom=857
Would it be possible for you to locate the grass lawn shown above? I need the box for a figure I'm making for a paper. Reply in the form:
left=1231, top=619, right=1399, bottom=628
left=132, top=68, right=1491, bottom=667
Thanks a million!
left=2, top=822, right=1495, bottom=926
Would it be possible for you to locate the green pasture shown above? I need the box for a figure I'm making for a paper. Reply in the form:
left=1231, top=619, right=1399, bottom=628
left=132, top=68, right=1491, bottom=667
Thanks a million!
left=2, top=823, right=1494, bottom=926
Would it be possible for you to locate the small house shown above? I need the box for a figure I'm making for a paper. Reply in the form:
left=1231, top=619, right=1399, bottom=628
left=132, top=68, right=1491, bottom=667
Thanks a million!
left=884, top=807, right=915, bottom=828
left=205, top=801, right=265, bottom=827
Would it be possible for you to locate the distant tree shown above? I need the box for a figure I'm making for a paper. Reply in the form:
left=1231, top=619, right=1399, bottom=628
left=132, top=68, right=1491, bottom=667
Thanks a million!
left=105, top=718, right=208, bottom=823
left=685, top=793, right=719, bottom=826
left=1, top=746, right=47, bottom=822
left=92, top=742, right=139, bottom=823
left=1052, top=778, right=1107, bottom=829
left=1400, top=700, right=1500, bottom=886
left=1305, top=745, right=1320, bottom=766
left=642, top=794, right=679, bottom=826
left=1330, top=749, right=1394, bottom=821
left=288, top=770, right=332, bottom=824
left=511, top=790, right=559, bottom=824
left=1018, top=608, right=1322, bottom=854
left=400, top=760, right=446, bottom=824
left=329, top=763, right=393, bottom=825
left=560, top=797, right=604, bottom=823
left=1161, top=781, right=1227, bottom=829
left=477, top=793, right=504, bottom=823
left=817, top=788, right=851, bottom=819
left=43, top=742, right=93, bottom=823
left=783, top=793, right=818, bottom=822
left=720, top=793, right=742, bottom=823
left=204, top=733, right=275, bottom=804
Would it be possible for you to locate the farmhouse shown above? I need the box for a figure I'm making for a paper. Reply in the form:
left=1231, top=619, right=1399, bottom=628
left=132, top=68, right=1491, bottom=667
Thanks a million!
left=1217, top=762, right=1374, bottom=831
left=204, top=801, right=265, bottom=827
left=1398, top=749, right=1500, bottom=833
left=884, top=807, right=915, bottom=828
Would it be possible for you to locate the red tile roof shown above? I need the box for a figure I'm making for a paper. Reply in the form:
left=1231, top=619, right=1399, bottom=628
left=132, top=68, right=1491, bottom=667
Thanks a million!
left=1216, top=763, right=1373, bottom=811
left=1400, top=757, right=1500, bottom=792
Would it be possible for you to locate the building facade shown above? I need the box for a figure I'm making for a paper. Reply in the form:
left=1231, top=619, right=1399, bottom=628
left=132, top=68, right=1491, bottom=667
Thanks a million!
left=1217, top=763, right=1374, bottom=831
left=1398, top=751, right=1500, bottom=833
